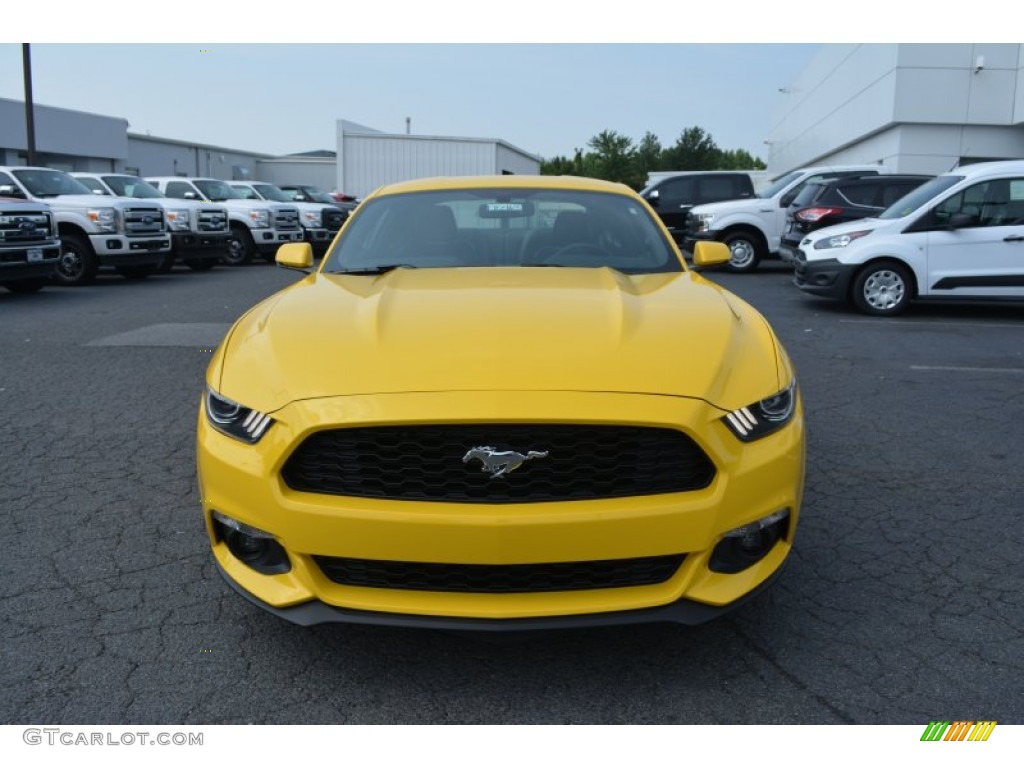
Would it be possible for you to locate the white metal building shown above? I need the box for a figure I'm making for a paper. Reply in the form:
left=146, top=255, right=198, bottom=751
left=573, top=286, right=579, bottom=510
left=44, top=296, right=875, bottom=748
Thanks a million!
left=766, top=44, right=1024, bottom=176
left=336, top=119, right=542, bottom=199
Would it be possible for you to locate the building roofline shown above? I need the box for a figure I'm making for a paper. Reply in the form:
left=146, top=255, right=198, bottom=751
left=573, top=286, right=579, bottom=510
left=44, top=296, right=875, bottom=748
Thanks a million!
left=127, top=132, right=275, bottom=159
left=0, top=97, right=129, bottom=125
left=341, top=129, right=542, bottom=163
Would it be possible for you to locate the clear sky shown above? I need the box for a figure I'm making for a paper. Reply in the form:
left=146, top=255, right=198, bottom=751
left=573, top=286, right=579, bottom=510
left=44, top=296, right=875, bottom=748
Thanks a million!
left=0, top=43, right=818, bottom=162
left=0, top=1, right=995, bottom=163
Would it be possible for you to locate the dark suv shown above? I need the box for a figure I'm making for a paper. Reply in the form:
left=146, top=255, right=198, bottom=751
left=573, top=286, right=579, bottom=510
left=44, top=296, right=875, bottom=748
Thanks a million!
left=778, top=174, right=932, bottom=262
left=640, top=172, right=755, bottom=241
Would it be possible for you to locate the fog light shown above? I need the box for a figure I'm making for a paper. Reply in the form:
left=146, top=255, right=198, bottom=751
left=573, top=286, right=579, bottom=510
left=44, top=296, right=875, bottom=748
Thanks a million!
left=211, top=510, right=291, bottom=575
left=709, top=509, right=789, bottom=574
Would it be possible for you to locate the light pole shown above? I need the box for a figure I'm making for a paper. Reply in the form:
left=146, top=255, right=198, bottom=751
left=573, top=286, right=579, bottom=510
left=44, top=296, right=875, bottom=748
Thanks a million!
left=22, top=44, right=37, bottom=166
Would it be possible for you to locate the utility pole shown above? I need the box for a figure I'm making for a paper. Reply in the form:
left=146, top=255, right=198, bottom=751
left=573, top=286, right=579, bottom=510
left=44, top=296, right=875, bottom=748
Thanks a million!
left=22, top=44, right=37, bottom=166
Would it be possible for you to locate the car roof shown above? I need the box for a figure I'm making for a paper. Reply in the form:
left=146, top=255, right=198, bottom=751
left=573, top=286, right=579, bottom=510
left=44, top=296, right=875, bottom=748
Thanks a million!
left=372, top=175, right=635, bottom=198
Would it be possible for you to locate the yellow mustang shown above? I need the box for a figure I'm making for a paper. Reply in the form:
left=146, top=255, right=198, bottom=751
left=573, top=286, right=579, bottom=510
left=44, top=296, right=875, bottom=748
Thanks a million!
left=197, top=175, right=804, bottom=629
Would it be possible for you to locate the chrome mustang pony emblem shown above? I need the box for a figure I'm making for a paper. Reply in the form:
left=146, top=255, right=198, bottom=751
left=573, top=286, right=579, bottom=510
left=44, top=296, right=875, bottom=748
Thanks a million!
left=462, top=446, right=549, bottom=478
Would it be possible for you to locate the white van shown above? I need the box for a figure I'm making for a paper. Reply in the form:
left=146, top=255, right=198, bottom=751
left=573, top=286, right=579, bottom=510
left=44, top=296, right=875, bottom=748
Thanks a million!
left=794, top=160, right=1024, bottom=315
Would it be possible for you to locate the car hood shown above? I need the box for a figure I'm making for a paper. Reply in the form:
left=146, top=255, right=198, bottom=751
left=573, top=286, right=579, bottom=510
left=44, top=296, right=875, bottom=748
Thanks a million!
left=52, top=194, right=160, bottom=209
left=214, top=267, right=785, bottom=413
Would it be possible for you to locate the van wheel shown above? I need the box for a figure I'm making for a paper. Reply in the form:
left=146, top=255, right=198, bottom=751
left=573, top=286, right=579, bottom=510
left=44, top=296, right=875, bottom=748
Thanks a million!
left=852, top=261, right=913, bottom=316
left=722, top=231, right=763, bottom=272
left=55, top=233, right=99, bottom=286
left=224, top=226, right=254, bottom=266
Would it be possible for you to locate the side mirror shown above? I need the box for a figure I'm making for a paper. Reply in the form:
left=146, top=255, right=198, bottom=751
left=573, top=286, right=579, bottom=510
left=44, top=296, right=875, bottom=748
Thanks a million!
left=183, top=191, right=198, bottom=200
left=276, top=242, right=314, bottom=271
left=691, top=241, right=731, bottom=268
left=0, top=184, right=26, bottom=198
left=948, top=212, right=977, bottom=229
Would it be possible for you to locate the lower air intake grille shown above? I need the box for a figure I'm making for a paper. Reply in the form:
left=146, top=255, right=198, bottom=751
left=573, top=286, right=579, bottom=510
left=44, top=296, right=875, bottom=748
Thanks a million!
left=313, top=554, right=686, bottom=593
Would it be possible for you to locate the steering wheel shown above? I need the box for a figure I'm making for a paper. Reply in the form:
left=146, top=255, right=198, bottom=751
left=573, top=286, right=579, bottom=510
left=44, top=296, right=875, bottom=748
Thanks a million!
left=545, top=242, right=614, bottom=263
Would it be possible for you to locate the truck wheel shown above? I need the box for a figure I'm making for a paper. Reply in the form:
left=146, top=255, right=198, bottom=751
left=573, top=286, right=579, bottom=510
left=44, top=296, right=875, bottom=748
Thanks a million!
left=3, top=279, right=48, bottom=294
left=224, top=227, right=255, bottom=266
left=722, top=231, right=764, bottom=273
left=852, top=260, right=913, bottom=316
left=55, top=233, right=99, bottom=286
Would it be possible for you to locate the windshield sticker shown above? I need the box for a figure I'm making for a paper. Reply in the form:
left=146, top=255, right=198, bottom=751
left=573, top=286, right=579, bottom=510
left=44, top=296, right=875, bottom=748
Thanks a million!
left=485, top=203, right=524, bottom=212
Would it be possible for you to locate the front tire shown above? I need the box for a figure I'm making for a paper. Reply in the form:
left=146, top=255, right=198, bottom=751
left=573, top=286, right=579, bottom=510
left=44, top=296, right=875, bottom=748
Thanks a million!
left=224, top=226, right=255, bottom=266
left=54, top=233, right=99, bottom=286
left=722, top=231, right=764, bottom=273
left=852, top=260, right=913, bottom=316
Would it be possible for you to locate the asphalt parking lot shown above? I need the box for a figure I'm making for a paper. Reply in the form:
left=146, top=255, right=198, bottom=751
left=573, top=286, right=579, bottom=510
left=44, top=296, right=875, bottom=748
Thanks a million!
left=1, top=261, right=1022, bottom=725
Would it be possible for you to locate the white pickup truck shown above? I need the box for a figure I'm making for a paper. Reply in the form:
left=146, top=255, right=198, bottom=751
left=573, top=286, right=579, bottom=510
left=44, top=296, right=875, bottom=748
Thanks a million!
left=73, top=173, right=230, bottom=272
left=146, top=177, right=303, bottom=266
left=228, top=181, right=347, bottom=257
left=0, top=166, right=171, bottom=285
left=0, top=198, right=62, bottom=293
left=684, top=165, right=888, bottom=272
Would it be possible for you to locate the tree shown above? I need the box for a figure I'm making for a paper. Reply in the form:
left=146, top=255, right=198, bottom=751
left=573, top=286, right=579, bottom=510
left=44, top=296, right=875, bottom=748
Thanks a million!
left=632, top=131, right=664, bottom=187
left=663, top=126, right=720, bottom=170
left=585, top=130, right=635, bottom=184
left=717, top=148, right=767, bottom=170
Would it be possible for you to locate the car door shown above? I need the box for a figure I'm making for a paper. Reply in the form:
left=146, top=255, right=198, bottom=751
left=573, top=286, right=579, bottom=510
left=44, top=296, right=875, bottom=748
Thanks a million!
left=921, top=177, right=1024, bottom=298
left=651, top=176, right=695, bottom=236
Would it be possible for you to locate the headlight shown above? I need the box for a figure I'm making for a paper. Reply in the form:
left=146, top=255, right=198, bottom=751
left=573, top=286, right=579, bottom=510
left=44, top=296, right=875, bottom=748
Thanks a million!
left=165, top=209, right=191, bottom=231
left=248, top=209, right=270, bottom=228
left=695, top=212, right=716, bottom=232
left=88, top=207, right=118, bottom=233
left=302, top=210, right=322, bottom=227
left=722, top=380, right=797, bottom=442
left=813, top=230, right=872, bottom=250
left=204, top=386, right=274, bottom=443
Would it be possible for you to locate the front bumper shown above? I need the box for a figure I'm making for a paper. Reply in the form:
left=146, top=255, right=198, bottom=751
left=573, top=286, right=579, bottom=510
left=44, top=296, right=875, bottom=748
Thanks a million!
left=302, top=227, right=338, bottom=256
left=172, top=231, right=230, bottom=261
left=253, top=228, right=304, bottom=256
left=681, top=229, right=719, bottom=253
left=0, top=245, right=61, bottom=280
left=90, top=234, right=170, bottom=265
left=793, top=253, right=857, bottom=299
left=197, top=390, right=804, bottom=628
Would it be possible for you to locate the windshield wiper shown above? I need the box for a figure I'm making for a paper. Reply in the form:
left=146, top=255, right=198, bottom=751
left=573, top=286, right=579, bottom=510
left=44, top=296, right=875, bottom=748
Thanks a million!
left=330, top=264, right=418, bottom=275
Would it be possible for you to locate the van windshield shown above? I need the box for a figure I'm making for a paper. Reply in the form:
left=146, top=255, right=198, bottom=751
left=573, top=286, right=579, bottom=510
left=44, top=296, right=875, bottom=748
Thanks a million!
left=758, top=171, right=803, bottom=199
left=878, top=175, right=963, bottom=220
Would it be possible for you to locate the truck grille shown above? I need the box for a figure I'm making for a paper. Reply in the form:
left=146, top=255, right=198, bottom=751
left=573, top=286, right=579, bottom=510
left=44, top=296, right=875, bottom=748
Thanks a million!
left=197, top=209, right=228, bottom=232
left=124, top=206, right=165, bottom=236
left=273, top=208, right=300, bottom=230
left=0, top=211, right=52, bottom=242
left=282, top=424, right=716, bottom=503
left=313, top=553, right=686, bottom=593
left=323, top=208, right=347, bottom=232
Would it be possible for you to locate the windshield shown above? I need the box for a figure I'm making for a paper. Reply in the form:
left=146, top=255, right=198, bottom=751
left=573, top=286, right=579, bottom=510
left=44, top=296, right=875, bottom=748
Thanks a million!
left=194, top=180, right=238, bottom=201
left=322, top=187, right=681, bottom=275
left=253, top=183, right=293, bottom=203
left=758, top=170, right=803, bottom=199
left=13, top=169, right=94, bottom=198
left=228, top=185, right=261, bottom=200
left=878, top=175, right=963, bottom=220
left=102, top=175, right=164, bottom=199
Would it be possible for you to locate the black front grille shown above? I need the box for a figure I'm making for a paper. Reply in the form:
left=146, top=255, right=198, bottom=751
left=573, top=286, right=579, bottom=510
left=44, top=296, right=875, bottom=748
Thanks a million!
left=0, top=211, right=51, bottom=242
left=314, top=553, right=686, bottom=593
left=282, top=424, right=716, bottom=503
left=323, top=208, right=347, bottom=231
